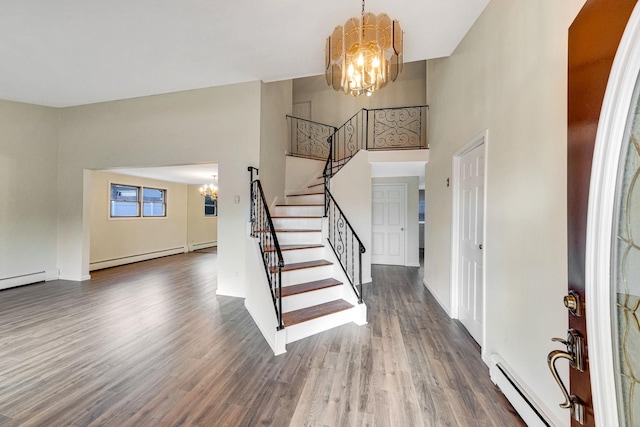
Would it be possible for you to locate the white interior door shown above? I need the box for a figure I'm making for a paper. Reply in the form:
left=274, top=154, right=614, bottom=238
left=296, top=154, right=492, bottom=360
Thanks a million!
left=457, top=142, right=485, bottom=344
left=372, top=184, right=406, bottom=265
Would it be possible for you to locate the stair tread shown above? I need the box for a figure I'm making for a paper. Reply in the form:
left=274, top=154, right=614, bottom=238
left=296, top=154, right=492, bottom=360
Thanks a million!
left=282, top=259, right=332, bottom=272
left=278, top=278, right=342, bottom=297
left=256, top=229, right=321, bottom=233
left=286, top=192, right=324, bottom=196
left=270, top=259, right=332, bottom=274
left=283, top=299, right=354, bottom=326
left=276, top=203, right=324, bottom=207
left=271, top=215, right=323, bottom=219
left=265, top=244, right=324, bottom=252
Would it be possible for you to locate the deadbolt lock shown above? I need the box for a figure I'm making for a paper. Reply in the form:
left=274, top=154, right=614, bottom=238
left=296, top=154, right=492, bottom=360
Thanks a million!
left=564, top=290, right=582, bottom=317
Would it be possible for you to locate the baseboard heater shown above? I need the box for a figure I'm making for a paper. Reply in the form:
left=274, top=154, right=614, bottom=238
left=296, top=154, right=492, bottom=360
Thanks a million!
left=90, top=247, right=186, bottom=271
left=0, top=270, right=51, bottom=291
left=489, top=354, right=554, bottom=427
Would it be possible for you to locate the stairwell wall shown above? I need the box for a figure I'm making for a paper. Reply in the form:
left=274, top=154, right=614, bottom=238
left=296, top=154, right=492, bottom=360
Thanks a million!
left=330, top=150, right=372, bottom=284
left=259, top=80, right=292, bottom=207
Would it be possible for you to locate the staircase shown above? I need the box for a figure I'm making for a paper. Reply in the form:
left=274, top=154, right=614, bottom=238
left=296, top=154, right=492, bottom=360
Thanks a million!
left=248, top=105, right=428, bottom=355
left=270, top=185, right=365, bottom=345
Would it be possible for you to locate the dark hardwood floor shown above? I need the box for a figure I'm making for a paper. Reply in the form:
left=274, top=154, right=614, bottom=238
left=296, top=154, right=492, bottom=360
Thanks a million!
left=0, top=250, right=524, bottom=426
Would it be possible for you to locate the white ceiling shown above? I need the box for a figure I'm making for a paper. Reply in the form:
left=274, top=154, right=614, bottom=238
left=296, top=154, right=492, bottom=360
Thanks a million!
left=108, top=163, right=218, bottom=185
left=0, top=0, right=489, bottom=107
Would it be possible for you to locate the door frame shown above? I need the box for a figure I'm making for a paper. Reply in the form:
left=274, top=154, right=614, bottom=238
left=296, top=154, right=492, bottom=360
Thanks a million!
left=371, top=182, right=408, bottom=266
left=450, top=130, right=488, bottom=345
left=586, top=4, right=640, bottom=426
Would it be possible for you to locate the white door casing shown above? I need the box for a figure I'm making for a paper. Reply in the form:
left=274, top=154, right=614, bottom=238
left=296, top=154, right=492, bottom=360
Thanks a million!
left=586, top=4, right=640, bottom=426
left=451, top=131, right=487, bottom=347
left=372, top=184, right=406, bottom=266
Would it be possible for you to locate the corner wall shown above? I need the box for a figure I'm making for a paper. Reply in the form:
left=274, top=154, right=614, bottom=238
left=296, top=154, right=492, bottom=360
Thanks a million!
left=424, top=0, right=585, bottom=425
left=0, top=99, right=60, bottom=290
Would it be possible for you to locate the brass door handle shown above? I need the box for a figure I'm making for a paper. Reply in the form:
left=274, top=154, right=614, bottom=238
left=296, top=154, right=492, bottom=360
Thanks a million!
left=547, top=349, right=575, bottom=409
left=547, top=330, right=586, bottom=424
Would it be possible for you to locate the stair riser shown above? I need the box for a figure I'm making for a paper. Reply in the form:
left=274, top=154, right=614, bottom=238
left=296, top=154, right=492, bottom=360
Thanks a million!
left=281, top=286, right=343, bottom=312
left=281, top=248, right=325, bottom=264
left=285, top=194, right=324, bottom=205
left=272, top=217, right=322, bottom=230
left=285, top=307, right=357, bottom=344
left=275, top=206, right=324, bottom=217
left=276, top=231, right=322, bottom=245
left=281, top=265, right=333, bottom=286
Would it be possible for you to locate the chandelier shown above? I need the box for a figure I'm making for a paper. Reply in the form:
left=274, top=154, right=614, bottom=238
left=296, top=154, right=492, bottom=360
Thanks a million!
left=325, top=0, right=403, bottom=96
left=199, top=176, right=218, bottom=201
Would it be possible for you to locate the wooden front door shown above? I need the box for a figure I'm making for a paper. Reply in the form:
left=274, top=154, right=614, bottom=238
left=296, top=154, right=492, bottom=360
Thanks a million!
left=563, top=0, right=638, bottom=425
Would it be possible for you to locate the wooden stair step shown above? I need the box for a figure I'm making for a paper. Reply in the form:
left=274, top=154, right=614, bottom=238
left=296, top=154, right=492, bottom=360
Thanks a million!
left=275, top=204, right=323, bottom=207
left=264, top=244, right=324, bottom=252
left=308, top=182, right=324, bottom=188
left=277, top=278, right=342, bottom=298
left=255, top=229, right=321, bottom=233
left=286, top=192, right=323, bottom=197
left=270, top=215, right=322, bottom=219
left=283, top=299, right=354, bottom=326
left=270, top=259, right=332, bottom=274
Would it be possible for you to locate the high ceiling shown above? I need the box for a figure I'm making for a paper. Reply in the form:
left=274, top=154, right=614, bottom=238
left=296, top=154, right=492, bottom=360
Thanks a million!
left=0, top=0, right=489, bottom=107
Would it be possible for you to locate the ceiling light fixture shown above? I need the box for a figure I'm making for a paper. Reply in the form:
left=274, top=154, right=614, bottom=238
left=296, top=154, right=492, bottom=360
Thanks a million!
left=325, top=0, right=403, bottom=97
left=200, top=176, right=218, bottom=201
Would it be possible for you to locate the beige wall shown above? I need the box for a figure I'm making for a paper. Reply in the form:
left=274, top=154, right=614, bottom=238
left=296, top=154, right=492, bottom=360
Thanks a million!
left=187, top=184, right=217, bottom=251
left=57, top=82, right=262, bottom=299
left=293, top=61, right=427, bottom=127
left=259, top=80, right=292, bottom=206
left=0, top=99, right=60, bottom=289
left=424, top=0, right=584, bottom=424
left=90, top=171, right=188, bottom=270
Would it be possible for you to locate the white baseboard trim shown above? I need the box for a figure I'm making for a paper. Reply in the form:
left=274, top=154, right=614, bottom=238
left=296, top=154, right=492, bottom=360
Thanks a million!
left=189, top=241, right=217, bottom=251
left=58, top=273, right=91, bottom=282
left=423, top=279, right=452, bottom=317
left=216, top=286, right=245, bottom=298
left=89, top=247, right=186, bottom=271
left=0, top=271, right=46, bottom=291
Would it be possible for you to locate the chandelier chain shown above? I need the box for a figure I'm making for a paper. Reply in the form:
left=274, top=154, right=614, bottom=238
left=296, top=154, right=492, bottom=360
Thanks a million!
left=361, top=0, right=365, bottom=17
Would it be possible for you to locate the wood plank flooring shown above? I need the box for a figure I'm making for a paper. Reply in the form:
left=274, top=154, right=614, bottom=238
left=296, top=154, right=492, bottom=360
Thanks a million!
left=0, top=251, right=525, bottom=426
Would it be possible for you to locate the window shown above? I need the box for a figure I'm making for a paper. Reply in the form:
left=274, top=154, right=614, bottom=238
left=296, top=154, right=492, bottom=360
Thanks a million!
left=204, top=195, right=217, bottom=217
left=110, top=184, right=167, bottom=218
left=418, top=190, right=425, bottom=222
left=143, top=187, right=166, bottom=217
left=110, top=184, right=140, bottom=217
